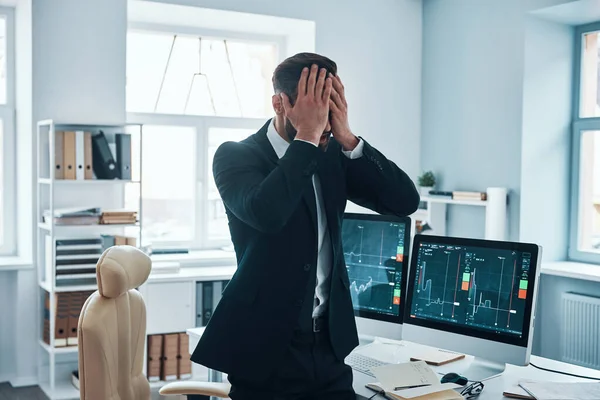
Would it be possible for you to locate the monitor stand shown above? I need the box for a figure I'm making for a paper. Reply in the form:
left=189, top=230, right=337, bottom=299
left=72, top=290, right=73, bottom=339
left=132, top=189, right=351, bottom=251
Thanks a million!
left=462, top=357, right=506, bottom=382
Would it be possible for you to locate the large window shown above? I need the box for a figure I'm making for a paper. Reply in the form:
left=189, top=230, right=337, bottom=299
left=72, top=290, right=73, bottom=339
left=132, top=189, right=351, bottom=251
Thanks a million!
left=127, top=28, right=277, bottom=250
left=0, top=8, right=15, bottom=256
left=572, top=24, right=600, bottom=262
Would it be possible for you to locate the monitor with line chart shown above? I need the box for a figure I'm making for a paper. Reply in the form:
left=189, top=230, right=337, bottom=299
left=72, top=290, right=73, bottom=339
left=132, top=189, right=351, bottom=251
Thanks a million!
left=341, top=213, right=411, bottom=339
left=403, top=234, right=542, bottom=380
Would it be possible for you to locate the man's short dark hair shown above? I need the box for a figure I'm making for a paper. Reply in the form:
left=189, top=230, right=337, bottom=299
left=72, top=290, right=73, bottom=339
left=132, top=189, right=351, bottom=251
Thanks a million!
left=272, top=52, right=337, bottom=101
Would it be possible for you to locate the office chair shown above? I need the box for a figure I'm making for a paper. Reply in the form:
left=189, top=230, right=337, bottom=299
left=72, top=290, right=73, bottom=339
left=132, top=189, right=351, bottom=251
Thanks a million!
left=77, top=245, right=152, bottom=400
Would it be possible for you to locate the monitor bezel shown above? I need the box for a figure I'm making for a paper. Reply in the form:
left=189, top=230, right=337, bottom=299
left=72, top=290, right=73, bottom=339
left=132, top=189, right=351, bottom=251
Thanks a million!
left=342, top=212, right=411, bottom=324
left=404, top=234, right=540, bottom=348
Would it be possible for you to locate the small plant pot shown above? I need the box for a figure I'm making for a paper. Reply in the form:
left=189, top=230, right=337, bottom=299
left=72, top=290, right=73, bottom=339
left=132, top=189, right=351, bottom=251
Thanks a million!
left=420, top=186, right=433, bottom=196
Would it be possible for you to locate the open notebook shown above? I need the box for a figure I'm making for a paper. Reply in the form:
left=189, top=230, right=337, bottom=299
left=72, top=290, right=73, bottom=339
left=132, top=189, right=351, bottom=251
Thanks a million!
left=365, top=382, right=463, bottom=400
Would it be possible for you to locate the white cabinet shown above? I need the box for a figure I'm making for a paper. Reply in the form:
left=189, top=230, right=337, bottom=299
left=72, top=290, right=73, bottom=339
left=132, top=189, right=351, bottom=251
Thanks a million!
left=143, top=281, right=194, bottom=334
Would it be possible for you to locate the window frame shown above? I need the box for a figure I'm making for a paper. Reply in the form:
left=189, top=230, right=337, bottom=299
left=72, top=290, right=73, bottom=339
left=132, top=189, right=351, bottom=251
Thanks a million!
left=127, top=112, right=266, bottom=251
left=126, top=24, right=283, bottom=252
left=570, top=21, right=600, bottom=263
left=0, top=6, right=16, bottom=256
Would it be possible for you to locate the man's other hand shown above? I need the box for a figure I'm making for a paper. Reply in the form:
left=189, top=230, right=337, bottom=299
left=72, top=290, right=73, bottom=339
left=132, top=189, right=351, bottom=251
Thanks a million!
left=330, top=75, right=359, bottom=151
left=281, top=64, right=332, bottom=145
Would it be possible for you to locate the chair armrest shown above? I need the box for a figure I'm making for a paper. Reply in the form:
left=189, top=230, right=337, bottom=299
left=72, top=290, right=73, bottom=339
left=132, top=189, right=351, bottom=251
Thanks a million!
left=159, top=381, right=231, bottom=398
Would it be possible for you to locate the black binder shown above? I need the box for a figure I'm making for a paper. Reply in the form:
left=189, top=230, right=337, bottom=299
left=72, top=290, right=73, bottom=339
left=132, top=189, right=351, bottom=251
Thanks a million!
left=115, top=133, right=131, bottom=180
left=91, top=131, right=118, bottom=179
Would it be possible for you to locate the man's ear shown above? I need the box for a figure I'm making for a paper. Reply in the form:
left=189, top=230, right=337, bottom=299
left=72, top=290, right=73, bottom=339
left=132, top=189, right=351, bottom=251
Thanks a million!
left=272, top=94, right=284, bottom=115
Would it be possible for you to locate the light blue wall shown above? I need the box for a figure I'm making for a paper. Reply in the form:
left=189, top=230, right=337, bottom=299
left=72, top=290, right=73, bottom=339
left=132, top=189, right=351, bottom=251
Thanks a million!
left=520, top=17, right=573, bottom=262
left=421, top=0, right=526, bottom=240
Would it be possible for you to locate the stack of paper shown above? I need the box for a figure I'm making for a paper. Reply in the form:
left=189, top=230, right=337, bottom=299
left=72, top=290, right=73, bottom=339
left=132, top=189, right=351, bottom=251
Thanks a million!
left=519, top=381, right=600, bottom=400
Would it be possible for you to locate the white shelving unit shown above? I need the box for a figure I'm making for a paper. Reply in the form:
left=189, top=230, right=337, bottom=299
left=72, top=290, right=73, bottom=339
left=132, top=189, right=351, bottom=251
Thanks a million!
left=346, top=187, right=508, bottom=241
left=36, top=120, right=143, bottom=400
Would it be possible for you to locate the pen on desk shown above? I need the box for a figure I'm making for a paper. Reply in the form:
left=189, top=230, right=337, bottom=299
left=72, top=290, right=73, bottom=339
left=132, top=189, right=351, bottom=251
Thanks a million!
left=393, top=384, right=431, bottom=391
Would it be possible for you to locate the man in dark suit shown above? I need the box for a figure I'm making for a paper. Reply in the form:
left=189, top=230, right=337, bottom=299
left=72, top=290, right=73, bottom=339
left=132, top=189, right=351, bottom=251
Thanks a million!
left=191, top=53, right=420, bottom=400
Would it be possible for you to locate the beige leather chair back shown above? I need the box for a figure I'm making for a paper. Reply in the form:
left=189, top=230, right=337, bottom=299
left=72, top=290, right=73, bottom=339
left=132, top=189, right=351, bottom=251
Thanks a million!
left=78, top=245, right=152, bottom=400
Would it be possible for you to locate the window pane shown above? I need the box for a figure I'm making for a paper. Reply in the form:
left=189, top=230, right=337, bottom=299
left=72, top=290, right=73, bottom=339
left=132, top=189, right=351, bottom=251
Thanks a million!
left=580, top=31, right=600, bottom=117
left=0, top=16, right=6, bottom=104
left=126, top=31, right=277, bottom=117
left=578, top=131, right=600, bottom=252
left=207, top=128, right=254, bottom=242
left=139, top=125, right=196, bottom=246
left=126, top=31, right=173, bottom=113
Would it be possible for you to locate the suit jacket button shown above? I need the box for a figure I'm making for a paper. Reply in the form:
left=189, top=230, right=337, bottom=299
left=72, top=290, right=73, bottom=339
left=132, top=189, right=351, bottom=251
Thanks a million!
left=303, top=263, right=311, bottom=271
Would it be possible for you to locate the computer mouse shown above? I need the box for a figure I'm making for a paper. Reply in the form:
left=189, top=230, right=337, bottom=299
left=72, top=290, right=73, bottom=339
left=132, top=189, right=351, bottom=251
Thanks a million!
left=441, top=372, right=468, bottom=386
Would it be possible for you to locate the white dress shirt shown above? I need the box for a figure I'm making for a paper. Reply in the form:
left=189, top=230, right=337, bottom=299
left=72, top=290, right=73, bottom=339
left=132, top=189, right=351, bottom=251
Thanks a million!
left=266, top=120, right=364, bottom=317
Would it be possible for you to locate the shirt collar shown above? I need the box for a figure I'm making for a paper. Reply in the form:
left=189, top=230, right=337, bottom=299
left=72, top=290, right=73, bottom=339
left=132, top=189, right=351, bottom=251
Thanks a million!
left=266, top=118, right=290, bottom=159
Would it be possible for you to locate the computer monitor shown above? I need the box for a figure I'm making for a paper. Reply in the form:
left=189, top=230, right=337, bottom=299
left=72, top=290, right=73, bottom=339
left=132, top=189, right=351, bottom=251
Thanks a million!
left=403, top=234, right=541, bottom=381
left=342, top=213, right=411, bottom=341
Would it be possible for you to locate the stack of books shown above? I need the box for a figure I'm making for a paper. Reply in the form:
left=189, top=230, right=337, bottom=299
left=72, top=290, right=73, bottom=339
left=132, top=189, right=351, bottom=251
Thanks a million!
left=452, top=191, right=487, bottom=201
left=100, top=210, right=138, bottom=225
left=43, top=207, right=101, bottom=225
left=427, top=190, right=487, bottom=201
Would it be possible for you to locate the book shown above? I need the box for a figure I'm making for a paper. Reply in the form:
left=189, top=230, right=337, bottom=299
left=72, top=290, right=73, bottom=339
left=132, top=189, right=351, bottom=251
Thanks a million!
left=365, top=382, right=463, bottom=400
left=409, top=348, right=465, bottom=366
left=503, top=384, right=535, bottom=399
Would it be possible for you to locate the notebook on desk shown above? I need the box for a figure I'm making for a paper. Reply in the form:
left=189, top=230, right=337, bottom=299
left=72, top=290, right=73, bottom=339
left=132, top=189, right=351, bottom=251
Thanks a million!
left=409, top=348, right=465, bottom=366
left=365, top=382, right=463, bottom=400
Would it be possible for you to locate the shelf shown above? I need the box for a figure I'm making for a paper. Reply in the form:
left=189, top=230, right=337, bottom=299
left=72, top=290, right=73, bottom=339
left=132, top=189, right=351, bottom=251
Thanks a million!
left=39, top=281, right=98, bottom=292
left=421, top=196, right=487, bottom=207
left=39, top=380, right=79, bottom=400
left=39, top=339, right=79, bottom=355
left=39, top=178, right=140, bottom=185
left=39, top=222, right=140, bottom=231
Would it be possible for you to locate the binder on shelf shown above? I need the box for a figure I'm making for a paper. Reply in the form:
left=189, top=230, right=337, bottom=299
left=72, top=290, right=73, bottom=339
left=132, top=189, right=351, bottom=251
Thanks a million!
left=147, top=334, right=163, bottom=382
left=75, top=131, right=85, bottom=180
left=161, top=333, right=179, bottom=381
left=177, top=333, right=192, bottom=380
left=67, top=292, right=81, bottom=346
left=196, top=281, right=225, bottom=327
left=55, top=131, right=64, bottom=179
left=101, top=235, right=137, bottom=250
left=43, top=292, right=51, bottom=345
left=115, top=133, right=132, bottom=180
left=84, top=131, right=93, bottom=179
left=63, top=131, right=76, bottom=180
left=91, top=131, right=118, bottom=179
left=55, top=293, right=70, bottom=347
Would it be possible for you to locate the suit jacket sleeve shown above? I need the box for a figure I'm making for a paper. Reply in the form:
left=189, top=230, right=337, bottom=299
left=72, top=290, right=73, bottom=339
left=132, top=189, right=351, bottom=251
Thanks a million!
left=344, top=138, right=420, bottom=216
left=213, top=139, right=319, bottom=233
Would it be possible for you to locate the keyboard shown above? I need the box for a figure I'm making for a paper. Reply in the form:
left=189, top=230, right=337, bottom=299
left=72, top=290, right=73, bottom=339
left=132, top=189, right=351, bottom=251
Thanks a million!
left=345, top=352, right=386, bottom=377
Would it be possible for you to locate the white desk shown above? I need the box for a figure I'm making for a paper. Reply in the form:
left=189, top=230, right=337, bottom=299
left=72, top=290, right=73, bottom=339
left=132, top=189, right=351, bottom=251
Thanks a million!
left=187, top=328, right=600, bottom=399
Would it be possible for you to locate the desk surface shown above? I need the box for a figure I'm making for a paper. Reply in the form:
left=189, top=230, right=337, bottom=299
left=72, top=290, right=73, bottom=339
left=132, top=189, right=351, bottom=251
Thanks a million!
left=187, top=328, right=600, bottom=399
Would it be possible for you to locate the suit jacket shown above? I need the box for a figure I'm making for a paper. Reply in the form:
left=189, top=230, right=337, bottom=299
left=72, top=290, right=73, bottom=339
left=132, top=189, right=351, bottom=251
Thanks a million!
left=191, top=119, right=420, bottom=382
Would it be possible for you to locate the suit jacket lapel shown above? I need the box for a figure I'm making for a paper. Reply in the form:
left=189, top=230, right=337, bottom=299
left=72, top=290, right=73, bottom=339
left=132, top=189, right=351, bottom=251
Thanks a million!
left=253, top=119, right=318, bottom=236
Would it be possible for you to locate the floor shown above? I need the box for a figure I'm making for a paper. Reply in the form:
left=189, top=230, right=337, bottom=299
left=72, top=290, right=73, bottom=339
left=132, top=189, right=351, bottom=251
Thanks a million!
left=0, top=382, right=48, bottom=400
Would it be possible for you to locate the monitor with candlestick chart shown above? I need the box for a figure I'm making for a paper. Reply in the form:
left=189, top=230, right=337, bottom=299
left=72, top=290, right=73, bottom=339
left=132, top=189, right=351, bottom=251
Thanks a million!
left=403, top=234, right=542, bottom=381
left=341, top=213, right=411, bottom=339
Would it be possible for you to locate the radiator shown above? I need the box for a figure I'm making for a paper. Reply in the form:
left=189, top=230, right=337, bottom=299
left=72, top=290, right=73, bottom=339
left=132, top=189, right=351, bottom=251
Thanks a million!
left=560, top=292, right=600, bottom=369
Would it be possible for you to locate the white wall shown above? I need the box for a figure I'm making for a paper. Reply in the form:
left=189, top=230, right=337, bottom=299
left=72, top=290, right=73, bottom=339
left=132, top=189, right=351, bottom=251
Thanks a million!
left=1, top=0, right=423, bottom=385
left=33, top=0, right=127, bottom=124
